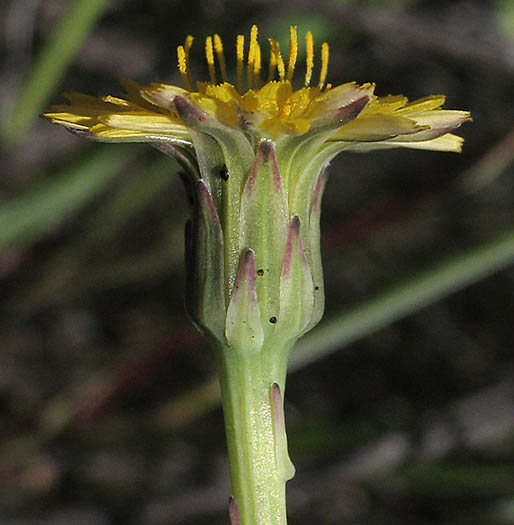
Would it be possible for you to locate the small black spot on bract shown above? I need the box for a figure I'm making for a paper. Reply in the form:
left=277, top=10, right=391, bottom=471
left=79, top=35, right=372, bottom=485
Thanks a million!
left=314, top=286, right=320, bottom=290
left=269, top=316, right=277, bottom=324
left=257, top=269, right=264, bottom=276
left=220, top=164, right=229, bottom=181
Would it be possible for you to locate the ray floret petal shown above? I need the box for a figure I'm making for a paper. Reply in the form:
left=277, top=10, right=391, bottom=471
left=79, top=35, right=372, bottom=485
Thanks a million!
left=43, top=25, right=470, bottom=149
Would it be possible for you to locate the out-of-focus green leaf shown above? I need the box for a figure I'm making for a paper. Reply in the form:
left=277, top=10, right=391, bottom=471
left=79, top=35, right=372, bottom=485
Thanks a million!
left=0, top=146, right=133, bottom=251
left=1, top=0, right=109, bottom=146
left=393, top=464, right=514, bottom=495
left=292, top=227, right=514, bottom=370
left=84, top=155, right=181, bottom=242
left=494, top=497, right=514, bottom=523
left=497, top=0, right=514, bottom=39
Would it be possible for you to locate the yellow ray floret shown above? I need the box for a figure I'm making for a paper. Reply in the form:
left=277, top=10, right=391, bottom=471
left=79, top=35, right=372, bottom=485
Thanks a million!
left=43, top=25, right=469, bottom=149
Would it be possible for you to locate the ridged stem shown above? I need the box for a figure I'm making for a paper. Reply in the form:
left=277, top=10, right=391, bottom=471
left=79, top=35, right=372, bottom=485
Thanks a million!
left=213, top=340, right=295, bottom=525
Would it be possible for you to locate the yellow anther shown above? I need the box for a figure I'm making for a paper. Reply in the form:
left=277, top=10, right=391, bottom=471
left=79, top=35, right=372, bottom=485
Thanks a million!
left=177, top=45, right=186, bottom=75
left=175, top=27, right=326, bottom=94
left=205, top=36, right=216, bottom=84
left=184, top=35, right=194, bottom=87
left=213, top=34, right=227, bottom=82
left=286, top=26, right=298, bottom=81
left=305, top=31, right=314, bottom=86
left=319, top=42, right=329, bottom=89
left=253, top=41, right=262, bottom=89
left=236, top=34, right=245, bottom=93
left=268, top=43, right=277, bottom=81
left=269, top=39, right=285, bottom=81
left=177, top=45, right=192, bottom=90
left=247, top=25, right=258, bottom=90
left=277, top=48, right=285, bottom=81
left=184, top=35, right=194, bottom=56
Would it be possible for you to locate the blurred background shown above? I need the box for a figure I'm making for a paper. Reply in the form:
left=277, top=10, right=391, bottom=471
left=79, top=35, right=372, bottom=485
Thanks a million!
left=1, top=0, right=513, bottom=523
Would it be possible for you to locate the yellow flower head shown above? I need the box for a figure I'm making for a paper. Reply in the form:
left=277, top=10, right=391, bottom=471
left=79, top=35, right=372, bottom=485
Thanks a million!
left=43, top=25, right=472, bottom=372
left=44, top=25, right=470, bottom=151
left=44, top=30, right=473, bottom=520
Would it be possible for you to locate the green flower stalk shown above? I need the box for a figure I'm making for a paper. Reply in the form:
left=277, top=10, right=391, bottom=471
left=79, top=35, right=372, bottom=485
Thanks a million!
left=44, top=24, right=470, bottom=524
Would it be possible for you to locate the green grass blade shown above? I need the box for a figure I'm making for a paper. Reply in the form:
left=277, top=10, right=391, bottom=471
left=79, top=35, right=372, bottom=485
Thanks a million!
left=84, top=155, right=180, bottom=243
left=292, top=228, right=514, bottom=369
left=0, top=145, right=132, bottom=251
left=1, top=0, right=109, bottom=146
